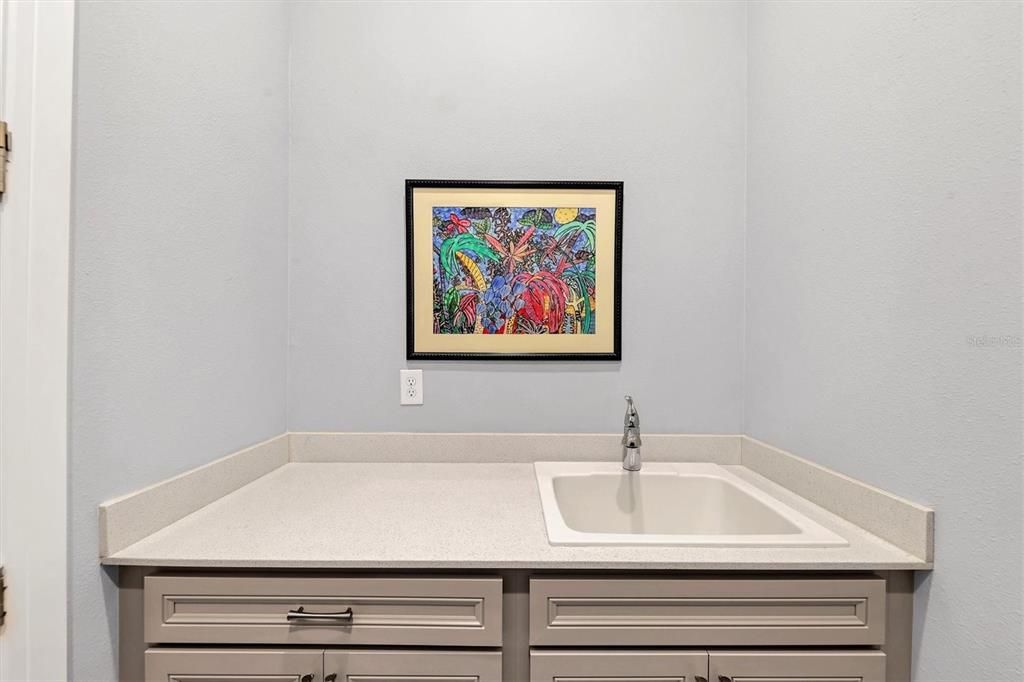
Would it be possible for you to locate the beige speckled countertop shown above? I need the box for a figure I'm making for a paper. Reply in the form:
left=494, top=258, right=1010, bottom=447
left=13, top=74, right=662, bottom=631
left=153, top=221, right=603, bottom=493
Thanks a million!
left=102, top=462, right=930, bottom=570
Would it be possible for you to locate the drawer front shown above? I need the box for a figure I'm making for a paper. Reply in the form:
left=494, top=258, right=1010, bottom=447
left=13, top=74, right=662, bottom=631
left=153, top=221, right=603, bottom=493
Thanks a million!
left=145, top=648, right=323, bottom=682
left=145, top=574, right=502, bottom=646
left=529, top=577, right=885, bottom=646
left=709, top=650, right=886, bottom=682
left=530, top=650, right=708, bottom=682
left=326, top=650, right=502, bottom=682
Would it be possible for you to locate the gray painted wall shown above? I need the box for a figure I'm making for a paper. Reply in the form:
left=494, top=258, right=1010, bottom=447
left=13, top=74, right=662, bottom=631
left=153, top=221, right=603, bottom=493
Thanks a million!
left=745, top=3, right=1022, bottom=681
left=70, top=1, right=289, bottom=678
left=287, top=1, right=748, bottom=434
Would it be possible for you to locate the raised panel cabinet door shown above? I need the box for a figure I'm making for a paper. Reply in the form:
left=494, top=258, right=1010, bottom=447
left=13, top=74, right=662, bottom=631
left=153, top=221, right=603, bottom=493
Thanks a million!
left=529, top=650, right=709, bottom=682
left=529, top=577, right=886, bottom=647
left=709, top=651, right=886, bottom=682
left=324, top=649, right=502, bottom=682
left=145, top=649, right=324, bottom=682
left=145, top=574, right=503, bottom=646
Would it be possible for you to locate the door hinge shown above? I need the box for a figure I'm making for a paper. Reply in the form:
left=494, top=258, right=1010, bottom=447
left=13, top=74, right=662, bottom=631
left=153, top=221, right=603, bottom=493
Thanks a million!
left=0, top=121, right=9, bottom=196
left=0, top=570, right=6, bottom=626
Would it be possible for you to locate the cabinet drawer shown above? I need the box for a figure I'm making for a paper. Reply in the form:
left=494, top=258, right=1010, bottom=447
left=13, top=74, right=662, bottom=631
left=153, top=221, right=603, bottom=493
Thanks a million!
left=709, top=650, right=886, bottom=682
left=145, top=648, right=323, bottom=682
left=530, top=650, right=707, bottom=682
left=326, top=650, right=502, bottom=682
left=145, top=574, right=502, bottom=646
left=529, top=576, right=885, bottom=646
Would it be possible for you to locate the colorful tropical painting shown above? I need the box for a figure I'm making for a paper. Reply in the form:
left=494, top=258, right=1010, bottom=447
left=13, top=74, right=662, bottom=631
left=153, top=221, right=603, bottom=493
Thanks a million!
left=431, top=206, right=597, bottom=335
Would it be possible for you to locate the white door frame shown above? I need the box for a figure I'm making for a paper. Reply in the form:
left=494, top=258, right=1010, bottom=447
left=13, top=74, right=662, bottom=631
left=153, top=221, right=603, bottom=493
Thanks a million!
left=0, top=0, right=74, bottom=679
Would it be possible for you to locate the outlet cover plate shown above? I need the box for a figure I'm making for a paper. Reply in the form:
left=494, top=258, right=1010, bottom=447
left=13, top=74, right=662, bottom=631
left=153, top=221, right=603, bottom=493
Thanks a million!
left=400, top=369, right=423, bottom=405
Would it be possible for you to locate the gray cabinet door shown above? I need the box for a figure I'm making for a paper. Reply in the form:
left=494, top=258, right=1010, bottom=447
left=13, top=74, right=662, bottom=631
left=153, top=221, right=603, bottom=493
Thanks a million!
left=145, top=574, right=503, bottom=647
left=530, top=650, right=708, bottom=682
left=324, top=650, right=502, bottom=682
left=709, top=651, right=886, bottom=682
left=529, top=577, right=886, bottom=647
left=145, top=649, right=324, bottom=682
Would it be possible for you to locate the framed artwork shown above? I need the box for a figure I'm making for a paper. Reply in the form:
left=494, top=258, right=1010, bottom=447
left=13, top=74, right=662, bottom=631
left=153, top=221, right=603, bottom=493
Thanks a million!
left=406, top=179, right=623, bottom=361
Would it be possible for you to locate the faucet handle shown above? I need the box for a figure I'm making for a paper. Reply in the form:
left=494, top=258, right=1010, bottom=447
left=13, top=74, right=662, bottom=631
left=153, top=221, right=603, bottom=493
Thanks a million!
left=624, top=395, right=640, bottom=428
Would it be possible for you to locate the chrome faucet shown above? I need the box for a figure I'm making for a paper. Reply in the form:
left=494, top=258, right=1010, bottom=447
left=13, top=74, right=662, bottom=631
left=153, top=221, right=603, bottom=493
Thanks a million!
left=622, top=395, right=642, bottom=471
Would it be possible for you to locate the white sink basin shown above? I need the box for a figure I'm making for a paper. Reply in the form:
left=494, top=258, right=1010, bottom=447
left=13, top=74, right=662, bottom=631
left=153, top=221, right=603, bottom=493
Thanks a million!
left=534, top=462, right=848, bottom=547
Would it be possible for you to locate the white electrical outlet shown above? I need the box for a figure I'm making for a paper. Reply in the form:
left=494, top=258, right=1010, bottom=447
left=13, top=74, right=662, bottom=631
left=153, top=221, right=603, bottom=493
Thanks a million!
left=400, top=369, right=423, bottom=405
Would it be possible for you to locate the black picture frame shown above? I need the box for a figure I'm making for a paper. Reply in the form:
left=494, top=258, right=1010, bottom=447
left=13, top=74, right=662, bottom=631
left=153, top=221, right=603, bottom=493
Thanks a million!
left=405, top=179, right=623, bottom=361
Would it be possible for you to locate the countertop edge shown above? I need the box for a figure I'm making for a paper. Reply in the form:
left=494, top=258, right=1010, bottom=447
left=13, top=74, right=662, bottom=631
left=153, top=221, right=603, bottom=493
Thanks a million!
left=101, top=556, right=933, bottom=570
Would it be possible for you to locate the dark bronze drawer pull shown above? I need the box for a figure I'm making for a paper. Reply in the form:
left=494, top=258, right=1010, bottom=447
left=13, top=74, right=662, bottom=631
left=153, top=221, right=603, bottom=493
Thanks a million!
left=286, top=606, right=354, bottom=622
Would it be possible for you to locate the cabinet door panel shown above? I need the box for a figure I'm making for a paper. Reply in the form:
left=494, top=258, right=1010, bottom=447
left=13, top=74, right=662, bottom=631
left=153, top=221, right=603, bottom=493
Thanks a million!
left=530, top=577, right=885, bottom=647
left=324, top=650, right=502, bottom=682
left=709, top=651, right=885, bottom=682
left=530, top=650, right=708, bottom=682
left=145, top=649, right=323, bottom=682
left=145, top=574, right=503, bottom=646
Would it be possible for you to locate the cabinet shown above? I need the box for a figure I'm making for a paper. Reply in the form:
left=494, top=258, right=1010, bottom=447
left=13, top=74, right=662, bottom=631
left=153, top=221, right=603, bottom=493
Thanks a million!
left=529, top=576, right=886, bottom=646
left=325, top=650, right=502, bottom=682
left=126, top=570, right=910, bottom=682
left=709, top=651, right=886, bottom=682
left=146, top=649, right=502, bottom=682
left=529, top=650, right=886, bottom=682
left=146, top=649, right=323, bottom=682
left=530, top=650, right=707, bottom=682
left=144, top=574, right=503, bottom=646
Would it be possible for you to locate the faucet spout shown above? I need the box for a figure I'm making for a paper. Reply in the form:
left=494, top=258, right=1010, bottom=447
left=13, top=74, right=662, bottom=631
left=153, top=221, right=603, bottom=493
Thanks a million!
left=621, top=395, right=642, bottom=471
left=622, top=446, right=642, bottom=472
